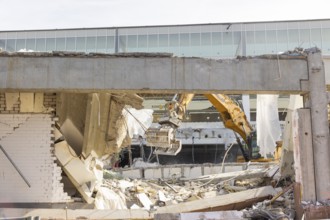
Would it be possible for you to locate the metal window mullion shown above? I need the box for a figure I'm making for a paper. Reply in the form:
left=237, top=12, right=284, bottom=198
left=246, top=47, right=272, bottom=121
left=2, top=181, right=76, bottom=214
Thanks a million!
left=44, top=32, right=47, bottom=52
left=15, top=32, right=17, bottom=51
left=286, top=23, right=289, bottom=50
left=95, top=30, right=98, bottom=52
left=115, top=28, right=119, bottom=53
left=298, top=22, right=301, bottom=47
left=85, top=31, right=87, bottom=53
left=55, top=31, right=57, bottom=50
left=275, top=24, right=279, bottom=54
left=34, top=32, right=36, bottom=51
left=74, top=31, right=77, bottom=51
left=308, top=22, right=312, bottom=48
left=64, top=32, right=67, bottom=51
left=320, top=21, right=324, bottom=50
left=105, top=29, right=108, bottom=53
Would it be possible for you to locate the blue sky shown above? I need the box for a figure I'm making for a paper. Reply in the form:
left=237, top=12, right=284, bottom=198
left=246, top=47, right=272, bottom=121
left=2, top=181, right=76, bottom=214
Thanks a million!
left=1, top=0, right=329, bottom=30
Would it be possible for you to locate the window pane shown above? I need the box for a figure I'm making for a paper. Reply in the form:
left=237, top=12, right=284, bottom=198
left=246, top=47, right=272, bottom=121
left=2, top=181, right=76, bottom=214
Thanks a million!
left=277, top=30, right=288, bottom=52
left=169, top=34, right=179, bottom=47
left=16, top=39, right=26, bottom=51
left=56, top=38, right=65, bottom=51
left=322, top=28, right=330, bottom=54
left=180, top=33, right=189, bottom=47
left=299, top=29, right=311, bottom=48
left=66, top=37, right=76, bottom=51
left=127, top=35, right=137, bottom=48
left=26, top=39, right=35, bottom=51
left=138, top=35, right=147, bottom=49
left=159, top=34, right=168, bottom=47
left=266, top=30, right=277, bottom=53
left=201, top=32, right=211, bottom=45
left=86, top=36, right=96, bottom=52
left=191, top=33, right=200, bottom=46
left=6, top=39, right=15, bottom=52
left=148, top=34, right=158, bottom=48
left=288, top=29, right=299, bottom=49
left=212, top=32, right=221, bottom=45
left=245, top=31, right=255, bottom=55
left=76, top=37, right=85, bottom=52
left=0, top=39, right=5, bottom=50
left=223, top=32, right=233, bottom=57
left=46, top=38, right=55, bottom=52
left=233, top=32, right=241, bottom=55
left=106, top=36, right=115, bottom=53
left=311, top=28, right=321, bottom=48
left=96, top=36, right=106, bottom=52
left=36, top=38, right=46, bottom=51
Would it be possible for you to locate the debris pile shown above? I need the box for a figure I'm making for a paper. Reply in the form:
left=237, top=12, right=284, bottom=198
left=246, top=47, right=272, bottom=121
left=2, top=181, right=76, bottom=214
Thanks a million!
left=91, top=163, right=294, bottom=216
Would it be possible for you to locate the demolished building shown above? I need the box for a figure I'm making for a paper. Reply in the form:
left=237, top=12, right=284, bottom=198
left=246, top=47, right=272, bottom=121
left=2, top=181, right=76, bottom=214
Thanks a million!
left=0, top=19, right=330, bottom=219
left=0, top=48, right=328, bottom=219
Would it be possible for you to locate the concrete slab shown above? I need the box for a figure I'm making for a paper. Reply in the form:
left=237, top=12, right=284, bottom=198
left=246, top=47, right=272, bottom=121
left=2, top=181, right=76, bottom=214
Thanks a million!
left=0, top=53, right=308, bottom=93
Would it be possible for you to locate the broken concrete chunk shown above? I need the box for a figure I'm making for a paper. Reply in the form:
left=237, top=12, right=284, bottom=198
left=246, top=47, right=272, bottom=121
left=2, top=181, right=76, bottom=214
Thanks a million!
left=137, top=193, right=153, bottom=210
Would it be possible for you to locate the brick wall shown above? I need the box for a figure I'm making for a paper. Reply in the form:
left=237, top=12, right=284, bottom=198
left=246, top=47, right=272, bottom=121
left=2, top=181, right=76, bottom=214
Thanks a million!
left=0, top=114, right=70, bottom=203
left=44, top=93, right=57, bottom=112
left=0, top=93, right=57, bottom=114
left=0, top=93, right=20, bottom=114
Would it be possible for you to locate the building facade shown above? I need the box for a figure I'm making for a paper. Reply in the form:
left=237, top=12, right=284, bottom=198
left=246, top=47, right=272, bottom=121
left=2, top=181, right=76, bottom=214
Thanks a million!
left=1, top=19, right=330, bottom=58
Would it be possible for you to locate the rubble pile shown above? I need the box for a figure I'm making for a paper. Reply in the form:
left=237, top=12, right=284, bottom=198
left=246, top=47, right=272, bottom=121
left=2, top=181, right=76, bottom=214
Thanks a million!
left=93, top=164, right=294, bottom=216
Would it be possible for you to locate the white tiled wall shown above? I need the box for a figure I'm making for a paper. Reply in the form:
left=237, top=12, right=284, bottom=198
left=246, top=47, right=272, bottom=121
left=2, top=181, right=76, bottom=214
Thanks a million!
left=0, top=114, right=70, bottom=203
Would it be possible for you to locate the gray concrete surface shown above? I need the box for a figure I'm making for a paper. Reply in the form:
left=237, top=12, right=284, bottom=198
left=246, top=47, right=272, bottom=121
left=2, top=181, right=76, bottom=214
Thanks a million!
left=0, top=53, right=308, bottom=93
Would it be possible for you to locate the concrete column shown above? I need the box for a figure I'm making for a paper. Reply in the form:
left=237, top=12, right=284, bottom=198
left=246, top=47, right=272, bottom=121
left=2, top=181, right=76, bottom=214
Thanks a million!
left=307, top=49, right=330, bottom=201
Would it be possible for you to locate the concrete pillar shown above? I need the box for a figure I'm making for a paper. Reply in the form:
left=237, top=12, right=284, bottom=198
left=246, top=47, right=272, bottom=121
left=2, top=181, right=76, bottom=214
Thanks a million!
left=307, top=49, right=330, bottom=200
left=293, top=109, right=316, bottom=201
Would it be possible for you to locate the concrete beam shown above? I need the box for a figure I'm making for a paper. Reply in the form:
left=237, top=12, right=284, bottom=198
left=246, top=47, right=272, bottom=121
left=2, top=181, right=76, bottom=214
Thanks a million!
left=0, top=53, right=308, bottom=93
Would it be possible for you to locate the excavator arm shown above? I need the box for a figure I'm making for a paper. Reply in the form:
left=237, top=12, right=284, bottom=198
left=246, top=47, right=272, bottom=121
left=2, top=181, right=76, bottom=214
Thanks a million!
left=145, top=93, right=254, bottom=160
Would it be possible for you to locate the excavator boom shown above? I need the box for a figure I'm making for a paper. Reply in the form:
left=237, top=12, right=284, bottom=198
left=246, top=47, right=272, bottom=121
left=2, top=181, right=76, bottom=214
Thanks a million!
left=145, top=94, right=254, bottom=159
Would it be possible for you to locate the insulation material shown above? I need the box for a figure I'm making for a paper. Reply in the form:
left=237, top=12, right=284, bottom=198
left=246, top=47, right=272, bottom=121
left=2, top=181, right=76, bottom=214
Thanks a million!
left=256, top=95, right=281, bottom=158
left=5, top=93, right=19, bottom=110
left=19, top=93, right=34, bottom=112
left=34, top=93, right=45, bottom=112
left=94, top=187, right=127, bottom=210
left=122, top=108, right=154, bottom=138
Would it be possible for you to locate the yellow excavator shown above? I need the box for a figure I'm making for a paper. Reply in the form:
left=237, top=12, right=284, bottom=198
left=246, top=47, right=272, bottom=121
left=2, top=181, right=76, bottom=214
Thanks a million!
left=145, top=94, right=259, bottom=162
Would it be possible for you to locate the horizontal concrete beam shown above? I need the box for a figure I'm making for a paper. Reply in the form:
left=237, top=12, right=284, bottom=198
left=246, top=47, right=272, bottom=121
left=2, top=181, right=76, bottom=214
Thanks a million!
left=0, top=53, right=308, bottom=93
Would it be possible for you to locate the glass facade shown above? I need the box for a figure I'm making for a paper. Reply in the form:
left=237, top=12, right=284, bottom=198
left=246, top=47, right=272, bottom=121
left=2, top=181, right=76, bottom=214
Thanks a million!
left=1, top=19, right=330, bottom=58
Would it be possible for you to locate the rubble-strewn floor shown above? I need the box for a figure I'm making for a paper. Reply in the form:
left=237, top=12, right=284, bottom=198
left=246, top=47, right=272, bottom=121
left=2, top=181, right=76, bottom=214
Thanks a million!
left=88, top=163, right=297, bottom=219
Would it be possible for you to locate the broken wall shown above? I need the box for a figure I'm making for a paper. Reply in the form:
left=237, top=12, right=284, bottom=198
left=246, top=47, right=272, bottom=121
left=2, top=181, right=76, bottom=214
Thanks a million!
left=0, top=93, right=56, bottom=114
left=56, top=93, right=88, bottom=155
left=83, top=93, right=144, bottom=159
left=0, top=114, right=70, bottom=203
